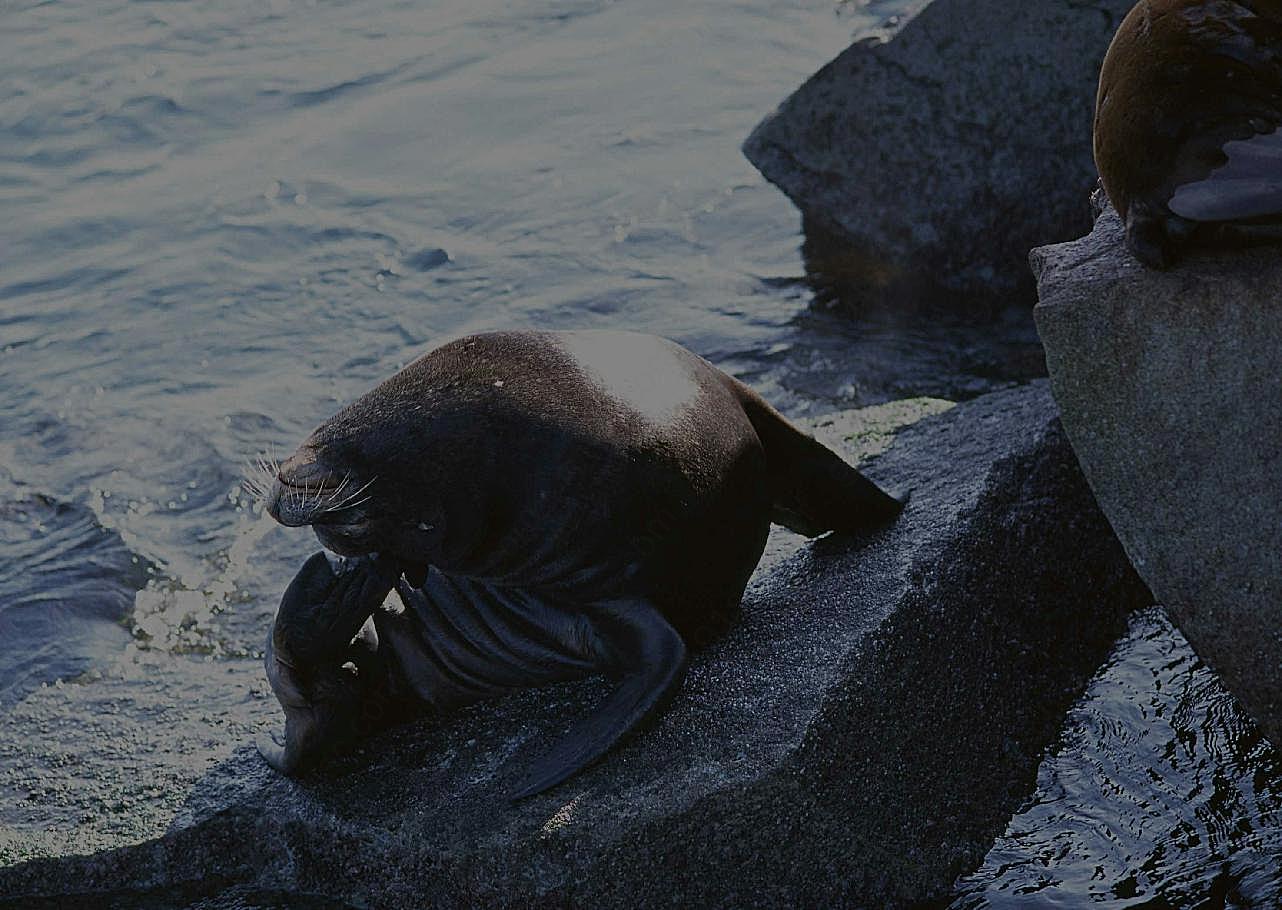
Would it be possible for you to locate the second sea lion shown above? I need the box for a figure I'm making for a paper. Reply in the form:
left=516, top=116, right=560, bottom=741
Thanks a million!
left=1094, top=0, right=1282, bottom=267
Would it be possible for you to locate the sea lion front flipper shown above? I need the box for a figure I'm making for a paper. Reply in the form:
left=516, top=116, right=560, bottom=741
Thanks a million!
left=259, top=552, right=397, bottom=776
left=510, top=598, right=687, bottom=800
left=1123, top=199, right=1185, bottom=270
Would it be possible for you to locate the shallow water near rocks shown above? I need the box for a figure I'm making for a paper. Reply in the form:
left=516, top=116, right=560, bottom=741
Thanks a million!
left=953, top=609, right=1282, bottom=908
left=1, top=0, right=1279, bottom=901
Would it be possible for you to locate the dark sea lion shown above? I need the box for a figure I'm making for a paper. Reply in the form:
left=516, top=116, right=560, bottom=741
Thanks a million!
left=256, top=330, right=904, bottom=797
left=1094, top=0, right=1282, bottom=267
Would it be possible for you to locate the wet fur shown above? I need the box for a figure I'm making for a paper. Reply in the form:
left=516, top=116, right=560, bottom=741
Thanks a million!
left=258, top=331, right=905, bottom=796
left=1095, top=0, right=1282, bottom=266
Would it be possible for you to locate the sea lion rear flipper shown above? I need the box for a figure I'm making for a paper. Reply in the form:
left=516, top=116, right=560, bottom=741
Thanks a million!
left=510, top=599, right=687, bottom=800
left=735, top=383, right=905, bottom=536
left=1169, top=129, right=1282, bottom=223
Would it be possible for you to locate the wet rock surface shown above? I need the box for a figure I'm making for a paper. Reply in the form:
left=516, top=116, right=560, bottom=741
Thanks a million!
left=1034, top=207, right=1282, bottom=750
left=744, top=0, right=1133, bottom=310
left=0, top=656, right=276, bottom=869
left=0, top=383, right=1150, bottom=909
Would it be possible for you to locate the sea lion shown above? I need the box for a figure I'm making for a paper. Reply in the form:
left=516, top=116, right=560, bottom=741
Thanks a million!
left=255, top=330, right=904, bottom=797
left=1094, top=0, right=1282, bottom=267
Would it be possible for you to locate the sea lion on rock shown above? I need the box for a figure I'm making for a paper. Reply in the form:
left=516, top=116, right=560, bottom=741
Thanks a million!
left=1094, top=0, right=1282, bottom=267
left=256, top=330, right=904, bottom=797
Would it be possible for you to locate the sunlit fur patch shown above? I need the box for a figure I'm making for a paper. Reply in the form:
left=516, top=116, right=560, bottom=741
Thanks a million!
left=557, top=331, right=700, bottom=424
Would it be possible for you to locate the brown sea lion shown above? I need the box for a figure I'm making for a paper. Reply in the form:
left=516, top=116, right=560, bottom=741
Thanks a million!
left=255, top=330, right=905, bottom=797
left=1095, top=0, right=1282, bottom=267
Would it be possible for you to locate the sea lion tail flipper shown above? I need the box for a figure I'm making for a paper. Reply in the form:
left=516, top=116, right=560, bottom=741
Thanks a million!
left=510, top=599, right=687, bottom=800
left=736, top=384, right=906, bottom=537
left=1169, top=130, right=1282, bottom=224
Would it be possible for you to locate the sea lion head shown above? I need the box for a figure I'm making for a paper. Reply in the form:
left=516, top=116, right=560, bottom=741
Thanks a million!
left=257, top=380, right=443, bottom=571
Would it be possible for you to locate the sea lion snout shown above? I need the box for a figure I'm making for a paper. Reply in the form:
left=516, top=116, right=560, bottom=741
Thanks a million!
left=265, top=448, right=332, bottom=526
left=278, top=446, right=328, bottom=483
left=265, top=446, right=377, bottom=536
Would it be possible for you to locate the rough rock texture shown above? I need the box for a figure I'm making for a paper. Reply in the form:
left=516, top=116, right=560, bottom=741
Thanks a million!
left=0, top=399, right=948, bottom=873
left=0, top=383, right=1150, bottom=909
left=743, top=0, right=1133, bottom=309
left=0, top=656, right=279, bottom=868
left=1033, top=207, right=1282, bottom=749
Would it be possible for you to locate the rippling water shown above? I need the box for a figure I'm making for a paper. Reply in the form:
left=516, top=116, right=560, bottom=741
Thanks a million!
left=4, top=0, right=1278, bottom=899
left=953, top=609, right=1282, bottom=908
left=1, top=0, right=1043, bottom=697
left=3, top=0, right=950, bottom=697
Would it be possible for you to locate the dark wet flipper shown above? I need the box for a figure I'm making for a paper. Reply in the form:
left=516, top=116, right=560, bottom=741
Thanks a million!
left=734, top=382, right=906, bottom=536
left=257, top=679, right=343, bottom=775
left=1124, top=202, right=1181, bottom=269
left=1169, top=130, right=1282, bottom=223
left=260, top=552, right=397, bottom=776
left=273, top=552, right=396, bottom=668
left=510, top=598, right=687, bottom=800
left=768, top=444, right=907, bottom=537
left=258, top=649, right=367, bottom=776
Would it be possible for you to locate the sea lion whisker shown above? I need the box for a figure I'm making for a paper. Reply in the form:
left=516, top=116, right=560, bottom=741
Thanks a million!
left=287, top=474, right=350, bottom=520
left=315, top=472, right=354, bottom=512
left=315, top=474, right=346, bottom=510
left=330, top=494, right=372, bottom=514
left=244, top=454, right=281, bottom=503
left=320, top=476, right=378, bottom=515
left=298, top=486, right=323, bottom=515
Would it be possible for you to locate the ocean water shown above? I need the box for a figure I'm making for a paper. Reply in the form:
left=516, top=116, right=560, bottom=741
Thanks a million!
left=953, top=609, right=1282, bottom=908
left=1, top=0, right=1042, bottom=700
left=2, top=0, right=1278, bottom=900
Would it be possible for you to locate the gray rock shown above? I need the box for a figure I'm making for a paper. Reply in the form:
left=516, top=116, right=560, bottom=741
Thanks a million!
left=743, top=0, right=1133, bottom=309
left=0, top=383, right=1149, bottom=909
left=1033, top=206, right=1282, bottom=748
